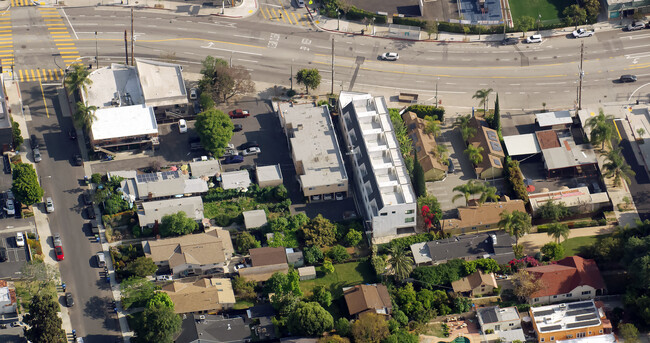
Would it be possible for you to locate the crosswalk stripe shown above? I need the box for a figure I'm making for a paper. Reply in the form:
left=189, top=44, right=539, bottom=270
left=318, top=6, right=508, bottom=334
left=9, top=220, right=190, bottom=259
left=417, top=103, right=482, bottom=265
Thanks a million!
left=290, top=12, right=300, bottom=25
left=59, top=51, right=79, bottom=55
left=52, top=35, right=71, bottom=38
left=260, top=7, right=267, bottom=19
left=30, top=69, right=35, bottom=81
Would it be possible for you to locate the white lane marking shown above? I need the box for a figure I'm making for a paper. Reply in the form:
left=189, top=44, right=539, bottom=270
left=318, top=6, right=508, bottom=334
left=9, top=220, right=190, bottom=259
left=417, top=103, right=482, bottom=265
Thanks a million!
left=536, top=82, right=566, bottom=85
left=200, top=42, right=263, bottom=56
left=61, top=9, right=79, bottom=40
left=236, top=58, right=258, bottom=63
left=624, top=44, right=650, bottom=50
left=234, top=35, right=265, bottom=40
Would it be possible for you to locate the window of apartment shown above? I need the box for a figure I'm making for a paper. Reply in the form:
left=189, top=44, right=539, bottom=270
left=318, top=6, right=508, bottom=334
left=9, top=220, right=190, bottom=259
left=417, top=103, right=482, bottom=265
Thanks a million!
left=509, top=323, right=514, bottom=327
left=540, top=339, right=544, bottom=342
left=406, top=209, right=414, bottom=214
left=338, top=183, right=345, bottom=187
left=566, top=293, right=572, bottom=297
left=392, top=211, right=396, bottom=214
left=308, top=187, right=315, bottom=190
left=582, top=291, right=591, bottom=295
left=534, top=298, right=539, bottom=302
left=588, top=331, right=592, bottom=335
left=380, top=213, right=388, bottom=216
left=599, top=330, right=603, bottom=334
left=550, top=337, right=554, bottom=341
left=566, top=335, right=573, bottom=339
left=484, top=225, right=490, bottom=228
left=576, top=332, right=586, bottom=338
left=360, top=164, right=368, bottom=177
left=405, top=217, right=415, bottom=223
left=472, top=227, right=477, bottom=230
left=552, top=295, right=558, bottom=299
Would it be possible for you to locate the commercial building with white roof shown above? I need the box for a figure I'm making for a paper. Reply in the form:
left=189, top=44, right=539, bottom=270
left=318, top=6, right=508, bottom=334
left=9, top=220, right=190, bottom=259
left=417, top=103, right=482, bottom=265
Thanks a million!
left=536, top=110, right=573, bottom=129
left=338, top=92, right=417, bottom=244
left=277, top=102, right=348, bottom=201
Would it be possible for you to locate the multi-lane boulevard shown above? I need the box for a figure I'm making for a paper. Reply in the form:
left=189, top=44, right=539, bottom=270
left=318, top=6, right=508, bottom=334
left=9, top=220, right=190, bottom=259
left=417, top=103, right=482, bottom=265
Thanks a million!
left=5, top=3, right=650, bottom=342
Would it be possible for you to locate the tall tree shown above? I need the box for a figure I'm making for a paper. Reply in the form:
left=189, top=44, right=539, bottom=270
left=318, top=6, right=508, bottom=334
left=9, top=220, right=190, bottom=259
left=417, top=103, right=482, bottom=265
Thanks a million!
left=296, top=68, right=322, bottom=94
left=515, top=16, right=535, bottom=37
left=301, top=214, right=337, bottom=247
left=135, top=300, right=182, bottom=343
left=159, top=211, right=199, bottom=237
left=194, top=109, right=234, bottom=157
left=412, top=150, right=427, bottom=197
left=451, top=179, right=484, bottom=206
left=23, top=294, right=66, bottom=343
left=472, top=88, right=493, bottom=113
left=582, top=0, right=600, bottom=23
left=546, top=222, right=570, bottom=243
left=454, top=114, right=476, bottom=142
left=493, top=94, right=501, bottom=135
left=511, top=269, right=544, bottom=301
left=73, top=101, right=97, bottom=130
left=618, top=323, right=640, bottom=343
left=311, top=285, right=332, bottom=307
left=424, top=115, right=442, bottom=137
left=11, top=162, right=43, bottom=206
left=464, top=144, right=484, bottom=166
left=64, top=63, right=93, bottom=98
left=120, top=276, right=156, bottom=309
left=586, top=109, right=616, bottom=149
left=477, top=185, right=499, bottom=204
left=125, top=256, right=158, bottom=278
left=198, top=56, right=255, bottom=103
left=498, top=210, right=532, bottom=244
left=287, top=302, right=334, bottom=336
left=387, top=246, right=414, bottom=281
left=563, top=4, right=587, bottom=29
left=235, top=231, right=261, bottom=254
left=351, top=312, right=390, bottom=343
left=541, top=242, right=565, bottom=261
left=602, top=147, right=635, bottom=187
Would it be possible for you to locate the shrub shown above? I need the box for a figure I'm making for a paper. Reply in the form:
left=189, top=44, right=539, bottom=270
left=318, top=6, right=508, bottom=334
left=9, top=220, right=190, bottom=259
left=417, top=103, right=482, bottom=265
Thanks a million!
left=328, top=245, right=350, bottom=263
left=387, top=231, right=448, bottom=252
left=393, top=16, right=426, bottom=28
left=505, top=157, right=529, bottom=204
left=91, top=173, right=103, bottom=184
left=407, top=104, right=445, bottom=121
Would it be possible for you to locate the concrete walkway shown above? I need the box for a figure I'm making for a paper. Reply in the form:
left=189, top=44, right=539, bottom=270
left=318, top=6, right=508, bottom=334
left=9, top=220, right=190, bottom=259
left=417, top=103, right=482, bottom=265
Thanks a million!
left=49, top=0, right=259, bottom=18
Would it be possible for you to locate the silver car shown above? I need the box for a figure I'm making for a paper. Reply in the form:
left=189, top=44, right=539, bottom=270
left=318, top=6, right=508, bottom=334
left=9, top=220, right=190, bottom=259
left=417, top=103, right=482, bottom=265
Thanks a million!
left=45, top=197, right=54, bottom=213
left=33, top=148, right=42, bottom=163
left=380, top=52, right=399, bottom=61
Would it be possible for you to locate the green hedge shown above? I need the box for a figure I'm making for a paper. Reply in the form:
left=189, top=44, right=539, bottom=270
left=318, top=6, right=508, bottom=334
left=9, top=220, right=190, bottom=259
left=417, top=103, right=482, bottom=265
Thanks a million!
left=407, top=104, right=445, bottom=121
left=345, top=7, right=386, bottom=24
left=505, top=157, right=528, bottom=204
left=537, top=219, right=607, bottom=232
left=393, top=16, right=427, bottom=28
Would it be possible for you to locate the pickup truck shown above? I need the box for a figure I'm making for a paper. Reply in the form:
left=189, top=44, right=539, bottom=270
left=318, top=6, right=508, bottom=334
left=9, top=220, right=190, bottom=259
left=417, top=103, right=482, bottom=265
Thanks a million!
left=398, top=92, right=418, bottom=103
left=572, top=28, right=594, bottom=38
left=91, top=220, right=100, bottom=235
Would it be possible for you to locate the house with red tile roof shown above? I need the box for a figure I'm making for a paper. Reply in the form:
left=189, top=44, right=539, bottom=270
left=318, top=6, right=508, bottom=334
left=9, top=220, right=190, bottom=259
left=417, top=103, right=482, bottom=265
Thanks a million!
left=525, top=256, right=606, bottom=305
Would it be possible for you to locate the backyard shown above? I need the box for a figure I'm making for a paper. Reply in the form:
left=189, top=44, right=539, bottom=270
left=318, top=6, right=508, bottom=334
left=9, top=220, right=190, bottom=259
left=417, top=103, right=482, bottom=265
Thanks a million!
left=508, top=0, right=568, bottom=22
left=561, top=234, right=611, bottom=257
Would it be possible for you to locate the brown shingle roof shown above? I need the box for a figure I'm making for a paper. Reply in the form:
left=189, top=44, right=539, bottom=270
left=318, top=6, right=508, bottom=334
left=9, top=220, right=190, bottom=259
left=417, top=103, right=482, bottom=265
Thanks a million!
left=526, top=256, right=606, bottom=298
left=250, top=247, right=287, bottom=267
left=144, top=230, right=233, bottom=269
left=162, top=278, right=235, bottom=314
left=536, top=130, right=561, bottom=150
left=441, top=200, right=526, bottom=231
left=451, top=271, right=498, bottom=293
left=343, top=284, right=392, bottom=316
left=402, top=112, right=446, bottom=174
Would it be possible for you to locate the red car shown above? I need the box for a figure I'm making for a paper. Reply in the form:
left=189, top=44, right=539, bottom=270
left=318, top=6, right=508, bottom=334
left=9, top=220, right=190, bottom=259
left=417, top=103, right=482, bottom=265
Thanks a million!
left=55, top=246, right=64, bottom=261
left=228, top=109, right=250, bottom=118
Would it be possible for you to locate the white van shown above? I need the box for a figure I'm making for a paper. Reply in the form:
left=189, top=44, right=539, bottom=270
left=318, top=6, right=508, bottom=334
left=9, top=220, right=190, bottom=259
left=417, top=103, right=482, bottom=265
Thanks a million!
left=526, top=34, right=542, bottom=43
left=96, top=252, right=106, bottom=268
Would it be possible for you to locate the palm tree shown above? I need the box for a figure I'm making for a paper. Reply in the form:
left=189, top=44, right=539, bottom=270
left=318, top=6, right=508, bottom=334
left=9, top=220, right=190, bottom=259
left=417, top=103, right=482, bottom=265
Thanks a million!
left=498, top=210, right=532, bottom=244
left=424, top=115, right=442, bottom=138
left=464, top=144, right=484, bottom=166
left=74, top=101, right=98, bottom=130
left=478, top=185, right=499, bottom=204
left=454, top=114, right=476, bottom=142
left=64, top=63, right=93, bottom=99
left=602, top=148, right=635, bottom=187
left=585, top=108, right=616, bottom=149
left=546, top=223, right=570, bottom=243
left=435, top=144, right=448, bottom=159
left=452, top=180, right=484, bottom=206
left=387, top=246, right=413, bottom=281
left=472, top=88, right=493, bottom=113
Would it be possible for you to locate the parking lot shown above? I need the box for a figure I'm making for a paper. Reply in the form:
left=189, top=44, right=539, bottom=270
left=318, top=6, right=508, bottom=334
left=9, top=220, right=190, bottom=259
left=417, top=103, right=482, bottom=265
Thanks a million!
left=0, top=229, right=31, bottom=279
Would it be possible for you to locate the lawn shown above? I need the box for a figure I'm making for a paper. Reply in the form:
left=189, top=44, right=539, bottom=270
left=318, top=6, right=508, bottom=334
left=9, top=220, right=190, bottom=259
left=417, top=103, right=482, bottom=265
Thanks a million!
left=508, top=0, right=569, bottom=22
left=300, top=261, right=376, bottom=299
left=561, top=234, right=610, bottom=257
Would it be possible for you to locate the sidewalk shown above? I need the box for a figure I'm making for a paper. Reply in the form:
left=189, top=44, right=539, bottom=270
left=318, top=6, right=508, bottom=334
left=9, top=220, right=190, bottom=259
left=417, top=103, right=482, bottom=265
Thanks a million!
left=50, top=0, right=258, bottom=18
left=4, top=80, right=75, bottom=338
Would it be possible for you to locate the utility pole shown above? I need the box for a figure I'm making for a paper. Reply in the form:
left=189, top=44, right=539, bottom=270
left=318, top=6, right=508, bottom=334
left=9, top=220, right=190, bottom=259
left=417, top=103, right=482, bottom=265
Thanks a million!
left=290, top=60, right=293, bottom=90
left=124, top=30, right=128, bottom=65
left=131, top=7, right=134, bottom=66
left=578, top=40, right=584, bottom=110
left=95, top=31, right=98, bottom=69
left=435, top=77, right=440, bottom=108
left=331, top=37, right=334, bottom=95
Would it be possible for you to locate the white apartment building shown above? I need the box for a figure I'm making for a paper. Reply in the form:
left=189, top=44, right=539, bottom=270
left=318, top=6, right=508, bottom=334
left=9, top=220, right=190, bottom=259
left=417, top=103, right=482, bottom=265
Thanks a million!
left=277, top=102, right=349, bottom=201
left=338, top=92, right=417, bottom=244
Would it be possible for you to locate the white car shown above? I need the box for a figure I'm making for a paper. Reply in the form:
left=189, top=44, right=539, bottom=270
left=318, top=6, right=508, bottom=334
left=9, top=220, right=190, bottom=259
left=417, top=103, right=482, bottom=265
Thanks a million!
left=5, top=198, right=14, bottom=216
left=380, top=52, right=399, bottom=61
left=156, top=275, right=173, bottom=281
left=296, top=0, right=305, bottom=7
left=178, top=119, right=188, bottom=133
left=15, top=232, right=24, bottom=247
left=241, top=147, right=261, bottom=156
left=45, top=197, right=54, bottom=213
left=189, top=88, right=198, bottom=100
left=572, top=28, right=594, bottom=38
left=526, top=34, right=543, bottom=43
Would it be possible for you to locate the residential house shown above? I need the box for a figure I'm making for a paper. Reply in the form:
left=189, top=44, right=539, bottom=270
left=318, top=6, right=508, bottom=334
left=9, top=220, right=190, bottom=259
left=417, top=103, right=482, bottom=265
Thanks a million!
left=530, top=300, right=615, bottom=343
left=410, top=232, right=515, bottom=266
left=477, top=306, right=523, bottom=334
left=402, top=111, right=446, bottom=181
left=247, top=304, right=277, bottom=341
left=468, top=116, right=506, bottom=179
left=188, top=158, right=221, bottom=179
left=238, top=247, right=289, bottom=282
left=526, top=256, right=606, bottom=305
left=440, top=199, right=526, bottom=235
left=536, top=129, right=599, bottom=178
left=108, top=169, right=208, bottom=203
left=338, top=92, right=417, bottom=244
left=503, top=133, right=541, bottom=160
left=529, top=187, right=610, bottom=218
left=143, top=229, right=233, bottom=277
left=243, top=210, right=267, bottom=229
left=256, top=164, right=283, bottom=188
left=220, top=170, right=252, bottom=191
left=175, top=314, right=251, bottom=343
left=451, top=271, right=498, bottom=297
left=137, top=196, right=204, bottom=228
left=0, top=280, right=17, bottom=314
left=277, top=102, right=348, bottom=202
left=285, top=248, right=304, bottom=267
left=162, top=278, right=235, bottom=314
left=343, top=284, right=392, bottom=317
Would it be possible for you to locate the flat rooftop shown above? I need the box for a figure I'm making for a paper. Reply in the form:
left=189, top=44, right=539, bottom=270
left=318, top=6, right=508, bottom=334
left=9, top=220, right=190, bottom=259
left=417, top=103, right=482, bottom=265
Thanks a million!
left=536, top=110, right=573, bottom=128
left=531, top=300, right=603, bottom=334
left=281, top=103, right=347, bottom=188
left=90, top=104, right=158, bottom=141
left=85, top=63, right=144, bottom=109
left=503, top=134, right=541, bottom=156
left=136, top=59, right=187, bottom=107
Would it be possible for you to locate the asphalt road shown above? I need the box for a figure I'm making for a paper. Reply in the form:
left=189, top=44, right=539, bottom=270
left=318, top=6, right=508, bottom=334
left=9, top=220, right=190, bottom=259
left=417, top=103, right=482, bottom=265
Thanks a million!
left=22, top=85, right=120, bottom=341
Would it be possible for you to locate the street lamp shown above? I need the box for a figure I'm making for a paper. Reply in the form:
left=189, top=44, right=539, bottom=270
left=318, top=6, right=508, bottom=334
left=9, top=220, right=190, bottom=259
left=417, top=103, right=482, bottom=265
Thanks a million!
left=95, top=31, right=98, bottom=69
left=435, top=77, right=440, bottom=108
left=290, top=59, right=293, bottom=90
left=336, top=8, right=340, bottom=31
left=537, top=14, right=541, bottom=34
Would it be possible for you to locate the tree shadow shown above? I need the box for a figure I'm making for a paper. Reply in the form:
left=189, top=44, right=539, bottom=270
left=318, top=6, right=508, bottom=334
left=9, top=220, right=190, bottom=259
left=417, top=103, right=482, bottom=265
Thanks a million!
left=84, top=295, right=112, bottom=320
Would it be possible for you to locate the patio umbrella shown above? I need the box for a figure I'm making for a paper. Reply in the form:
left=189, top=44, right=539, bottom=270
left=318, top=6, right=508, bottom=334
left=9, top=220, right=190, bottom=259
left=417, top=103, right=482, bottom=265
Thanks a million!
left=526, top=185, right=536, bottom=193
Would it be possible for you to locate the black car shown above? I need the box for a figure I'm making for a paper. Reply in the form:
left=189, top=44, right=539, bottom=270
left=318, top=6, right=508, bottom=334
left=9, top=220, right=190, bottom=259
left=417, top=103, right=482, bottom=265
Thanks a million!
left=223, top=155, right=244, bottom=164
left=619, top=74, right=637, bottom=83
left=83, top=192, right=93, bottom=206
left=65, top=292, right=74, bottom=307
left=69, top=129, right=77, bottom=140
left=72, top=154, right=83, bottom=166
left=85, top=206, right=96, bottom=219
left=30, top=134, right=39, bottom=149
left=233, top=124, right=243, bottom=132
left=238, top=141, right=259, bottom=150
left=0, top=247, right=7, bottom=262
left=501, top=37, right=518, bottom=45
left=447, top=158, right=455, bottom=173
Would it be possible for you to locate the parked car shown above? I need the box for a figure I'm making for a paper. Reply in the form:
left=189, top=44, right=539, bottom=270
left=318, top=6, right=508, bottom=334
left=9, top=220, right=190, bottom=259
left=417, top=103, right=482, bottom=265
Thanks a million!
left=83, top=192, right=93, bottom=205
left=526, top=34, right=543, bottom=43
left=335, top=192, right=344, bottom=201
left=448, top=157, right=455, bottom=173
left=296, top=0, right=305, bottom=7
left=228, top=109, right=250, bottom=118
left=233, top=263, right=246, bottom=271
left=619, top=74, right=637, bottom=83
left=15, top=232, right=24, bottom=247
left=178, top=119, right=188, bottom=133
left=627, top=21, right=645, bottom=31
left=85, top=206, right=96, bottom=219
left=233, top=124, right=243, bottom=132
left=96, top=252, right=106, bottom=267
left=72, top=153, right=83, bottom=166
left=156, top=275, right=173, bottom=281
left=223, top=148, right=238, bottom=157
left=5, top=198, right=15, bottom=216
left=241, top=147, right=261, bottom=156
left=55, top=245, right=64, bottom=261
left=33, top=148, right=42, bottom=163
left=501, top=37, right=519, bottom=45
left=189, top=87, right=198, bottom=100
left=45, top=197, right=54, bottom=213
left=30, top=134, right=39, bottom=149
left=0, top=247, right=7, bottom=262
left=223, top=155, right=244, bottom=164
left=65, top=292, right=74, bottom=307
left=380, top=52, right=399, bottom=61
left=238, top=141, right=259, bottom=150
left=69, top=129, right=77, bottom=140
left=572, top=28, right=594, bottom=38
